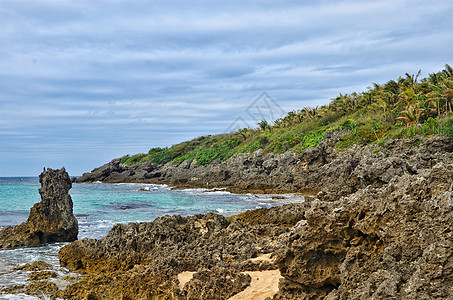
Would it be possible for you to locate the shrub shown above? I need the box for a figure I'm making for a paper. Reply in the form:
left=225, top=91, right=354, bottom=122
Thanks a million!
left=422, top=117, right=439, bottom=135
left=120, top=155, right=130, bottom=164
left=441, top=118, right=453, bottom=137
left=148, top=147, right=174, bottom=164
left=121, top=153, right=147, bottom=165
left=300, top=130, right=326, bottom=151
left=259, top=136, right=269, bottom=147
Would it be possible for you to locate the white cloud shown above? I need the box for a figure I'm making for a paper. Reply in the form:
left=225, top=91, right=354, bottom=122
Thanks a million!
left=1, top=0, right=453, bottom=175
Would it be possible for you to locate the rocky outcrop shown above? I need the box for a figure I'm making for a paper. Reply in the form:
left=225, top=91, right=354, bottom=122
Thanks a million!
left=58, top=213, right=283, bottom=299
left=56, top=162, right=453, bottom=299
left=0, top=167, right=78, bottom=249
left=75, top=133, right=453, bottom=197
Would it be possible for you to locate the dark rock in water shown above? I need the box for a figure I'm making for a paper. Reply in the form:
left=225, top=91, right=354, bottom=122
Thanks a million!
left=28, top=270, right=58, bottom=281
left=25, top=281, right=59, bottom=299
left=0, top=167, right=78, bottom=249
left=107, top=201, right=151, bottom=210
left=14, top=260, right=53, bottom=271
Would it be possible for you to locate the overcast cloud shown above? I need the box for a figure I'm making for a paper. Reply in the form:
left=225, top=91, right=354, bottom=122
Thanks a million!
left=1, top=0, right=452, bottom=176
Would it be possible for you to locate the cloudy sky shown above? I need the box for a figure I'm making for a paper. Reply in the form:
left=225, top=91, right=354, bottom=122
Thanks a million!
left=1, top=0, right=452, bottom=176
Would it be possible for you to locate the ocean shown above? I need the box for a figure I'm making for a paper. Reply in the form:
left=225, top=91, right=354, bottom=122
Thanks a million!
left=0, top=177, right=302, bottom=299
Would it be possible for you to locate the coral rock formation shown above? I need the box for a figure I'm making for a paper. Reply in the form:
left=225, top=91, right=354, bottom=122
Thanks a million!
left=275, top=163, right=453, bottom=299
left=58, top=213, right=282, bottom=299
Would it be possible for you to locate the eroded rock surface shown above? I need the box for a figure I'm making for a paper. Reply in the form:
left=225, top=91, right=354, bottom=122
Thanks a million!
left=275, top=162, right=453, bottom=299
left=56, top=136, right=453, bottom=299
left=0, top=167, right=78, bottom=249
left=58, top=213, right=282, bottom=299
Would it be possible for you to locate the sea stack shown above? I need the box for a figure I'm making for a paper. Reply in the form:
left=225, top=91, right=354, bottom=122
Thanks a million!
left=0, top=167, right=78, bottom=249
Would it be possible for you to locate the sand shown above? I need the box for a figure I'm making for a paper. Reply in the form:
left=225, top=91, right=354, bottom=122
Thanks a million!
left=177, top=254, right=281, bottom=299
left=177, top=271, right=196, bottom=290
left=228, top=269, right=282, bottom=300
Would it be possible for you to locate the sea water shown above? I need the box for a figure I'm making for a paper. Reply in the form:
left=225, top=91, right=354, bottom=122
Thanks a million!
left=0, top=177, right=303, bottom=298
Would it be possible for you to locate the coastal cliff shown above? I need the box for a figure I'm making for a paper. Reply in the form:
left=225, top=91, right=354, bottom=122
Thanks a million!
left=0, top=167, right=78, bottom=249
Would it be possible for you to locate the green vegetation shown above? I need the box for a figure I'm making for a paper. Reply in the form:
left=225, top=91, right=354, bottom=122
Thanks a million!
left=121, top=64, right=453, bottom=166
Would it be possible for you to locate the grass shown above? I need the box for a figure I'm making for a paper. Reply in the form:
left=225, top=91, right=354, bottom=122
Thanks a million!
left=120, top=65, right=453, bottom=166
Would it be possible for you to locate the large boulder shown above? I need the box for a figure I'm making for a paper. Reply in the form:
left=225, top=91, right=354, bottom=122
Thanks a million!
left=0, top=167, right=78, bottom=249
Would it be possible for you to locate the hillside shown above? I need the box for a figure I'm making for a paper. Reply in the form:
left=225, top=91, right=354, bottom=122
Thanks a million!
left=119, top=64, right=453, bottom=167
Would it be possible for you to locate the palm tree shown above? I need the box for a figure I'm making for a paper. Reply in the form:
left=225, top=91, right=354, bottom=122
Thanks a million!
left=238, top=128, right=249, bottom=141
left=384, top=80, right=400, bottom=96
left=302, top=106, right=319, bottom=119
left=443, top=64, right=453, bottom=78
left=257, top=119, right=270, bottom=132
left=444, top=88, right=453, bottom=113
left=371, top=99, right=388, bottom=113
left=317, top=105, right=331, bottom=118
left=396, top=105, right=423, bottom=126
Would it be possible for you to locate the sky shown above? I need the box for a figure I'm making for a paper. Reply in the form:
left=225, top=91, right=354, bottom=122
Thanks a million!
left=1, top=0, right=452, bottom=176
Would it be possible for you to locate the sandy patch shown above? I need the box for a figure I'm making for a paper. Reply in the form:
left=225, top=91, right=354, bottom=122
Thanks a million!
left=177, top=271, right=196, bottom=290
left=228, top=269, right=282, bottom=300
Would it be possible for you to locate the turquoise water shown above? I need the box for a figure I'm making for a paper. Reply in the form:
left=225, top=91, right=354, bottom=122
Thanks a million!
left=0, top=177, right=303, bottom=296
left=0, top=177, right=285, bottom=238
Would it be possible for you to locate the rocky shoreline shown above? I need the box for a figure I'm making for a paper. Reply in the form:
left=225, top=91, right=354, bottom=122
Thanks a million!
left=75, top=131, right=453, bottom=197
left=2, top=134, right=453, bottom=299
left=67, top=134, right=453, bottom=299
left=62, top=147, right=453, bottom=299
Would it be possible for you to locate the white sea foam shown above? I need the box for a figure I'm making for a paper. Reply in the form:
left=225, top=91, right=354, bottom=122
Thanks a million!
left=179, top=188, right=206, bottom=193
left=116, top=182, right=165, bottom=188
left=203, top=190, right=231, bottom=195
left=1, top=293, right=39, bottom=299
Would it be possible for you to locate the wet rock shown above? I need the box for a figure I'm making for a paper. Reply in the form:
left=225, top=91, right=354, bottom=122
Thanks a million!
left=0, top=284, right=26, bottom=296
left=14, top=260, right=53, bottom=271
left=28, top=270, right=58, bottom=281
left=25, top=281, right=59, bottom=299
left=0, top=167, right=78, bottom=249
